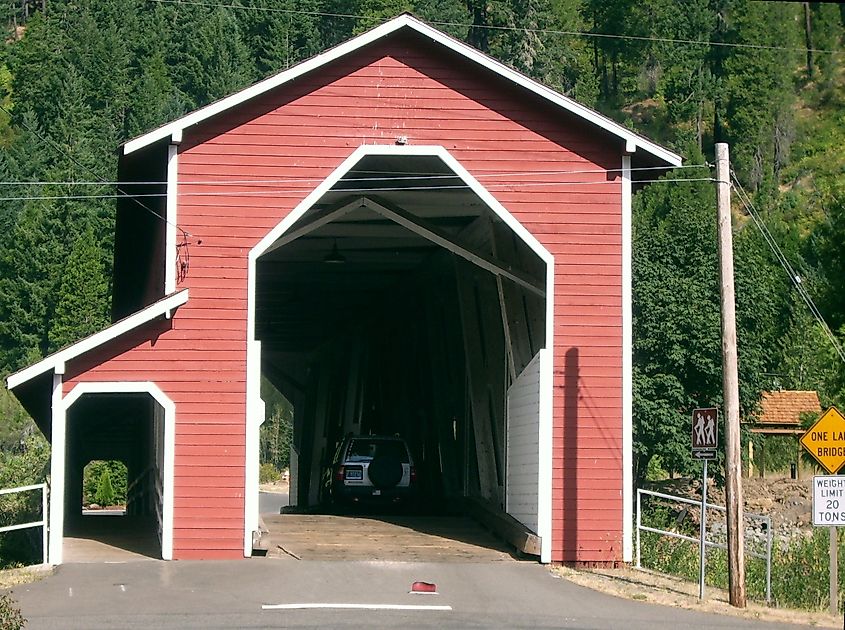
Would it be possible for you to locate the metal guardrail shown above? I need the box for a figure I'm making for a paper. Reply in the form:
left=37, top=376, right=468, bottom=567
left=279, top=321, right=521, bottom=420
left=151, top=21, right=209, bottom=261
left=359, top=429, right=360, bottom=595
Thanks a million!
left=0, top=483, right=48, bottom=565
left=636, top=488, right=772, bottom=604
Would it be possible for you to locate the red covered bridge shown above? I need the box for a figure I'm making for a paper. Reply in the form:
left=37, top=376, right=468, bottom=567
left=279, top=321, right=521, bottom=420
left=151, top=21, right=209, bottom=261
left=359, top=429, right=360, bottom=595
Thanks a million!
left=6, top=14, right=680, bottom=565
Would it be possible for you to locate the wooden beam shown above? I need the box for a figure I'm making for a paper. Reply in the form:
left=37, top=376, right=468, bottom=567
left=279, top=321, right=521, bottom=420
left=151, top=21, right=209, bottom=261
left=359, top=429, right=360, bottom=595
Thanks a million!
left=464, top=496, right=541, bottom=557
left=489, top=219, right=516, bottom=382
left=262, top=359, right=307, bottom=394
left=455, top=258, right=502, bottom=502
left=361, top=197, right=545, bottom=298
left=262, top=198, right=364, bottom=257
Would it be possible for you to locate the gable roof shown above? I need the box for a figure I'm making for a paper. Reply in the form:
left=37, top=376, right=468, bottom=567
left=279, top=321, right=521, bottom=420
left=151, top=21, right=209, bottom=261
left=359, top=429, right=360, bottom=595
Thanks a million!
left=122, top=14, right=681, bottom=167
left=6, top=289, right=189, bottom=390
left=757, top=390, right=822, bottom=426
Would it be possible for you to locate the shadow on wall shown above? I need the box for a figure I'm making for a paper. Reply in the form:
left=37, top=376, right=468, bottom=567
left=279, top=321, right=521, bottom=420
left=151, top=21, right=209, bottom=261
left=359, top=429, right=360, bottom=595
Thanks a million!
left=562, top=347, right=578, bottom=563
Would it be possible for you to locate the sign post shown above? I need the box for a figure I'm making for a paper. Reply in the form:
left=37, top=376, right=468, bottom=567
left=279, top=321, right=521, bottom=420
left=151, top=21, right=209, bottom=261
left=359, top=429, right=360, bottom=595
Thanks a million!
left=692, top=407, right=719, bottom=600
left=801, top=406, right=845, bottom=616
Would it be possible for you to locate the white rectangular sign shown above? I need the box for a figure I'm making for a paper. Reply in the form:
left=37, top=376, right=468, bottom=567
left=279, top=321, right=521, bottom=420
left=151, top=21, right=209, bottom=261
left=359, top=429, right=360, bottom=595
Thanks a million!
left=813, top=475, right=845, bottom=526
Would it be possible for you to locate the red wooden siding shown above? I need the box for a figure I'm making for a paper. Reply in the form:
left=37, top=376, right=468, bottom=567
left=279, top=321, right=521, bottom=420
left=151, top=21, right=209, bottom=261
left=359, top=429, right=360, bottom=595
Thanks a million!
left=66, top=31, right=624, bottom=563
left=64, top=316, right=247, bottom=559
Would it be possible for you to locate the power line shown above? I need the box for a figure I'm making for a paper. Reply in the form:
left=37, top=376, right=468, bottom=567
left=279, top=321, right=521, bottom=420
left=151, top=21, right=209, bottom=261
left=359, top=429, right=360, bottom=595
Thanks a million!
left=0, top=163, right=712, bottom=187
left=0, top=103, right=189, bottom=238
left=0, top=176, right=714, bottom=202
left=149, top=0, right=845, bottom=56
left=731, top=171, right=845, bottom=365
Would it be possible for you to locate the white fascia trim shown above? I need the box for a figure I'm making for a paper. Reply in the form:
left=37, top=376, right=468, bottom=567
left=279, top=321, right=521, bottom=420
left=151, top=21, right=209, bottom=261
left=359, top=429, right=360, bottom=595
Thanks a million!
left=6, top=290, right=189, bottom=390
left=537, top=345, right=554, bottom=564
left=121, top=15, right=680, bottom=167
left=621, top=155, right=633, bottom=562
left=165, top=144, right=179, bottom=294
left=244, top=341, right=263, bottom=557
left=48, top=373, right=64, bottom=565
left=62, top=381, right=176, bottom=561
left=245, top=143, right=555, bottom=558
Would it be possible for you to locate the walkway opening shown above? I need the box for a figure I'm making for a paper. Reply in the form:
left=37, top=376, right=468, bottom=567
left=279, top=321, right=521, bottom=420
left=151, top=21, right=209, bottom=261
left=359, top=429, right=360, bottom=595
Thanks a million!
left=251, top=150, right=552, bottom=560
left=82, top=459, right=127, bottom=511
left=62, top=393, right=166, bottom=561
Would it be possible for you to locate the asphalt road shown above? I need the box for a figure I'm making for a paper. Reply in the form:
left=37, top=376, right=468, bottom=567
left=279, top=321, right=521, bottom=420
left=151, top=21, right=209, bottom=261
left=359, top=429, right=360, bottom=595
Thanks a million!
left=7, top=558, right=809, bottom=629
left=259, top=491, right=289, bottom=514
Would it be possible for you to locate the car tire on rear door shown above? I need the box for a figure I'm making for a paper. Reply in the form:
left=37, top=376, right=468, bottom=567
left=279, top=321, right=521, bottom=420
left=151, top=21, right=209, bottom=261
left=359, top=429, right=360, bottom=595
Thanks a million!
left=367, top=455, right=403, bottom=488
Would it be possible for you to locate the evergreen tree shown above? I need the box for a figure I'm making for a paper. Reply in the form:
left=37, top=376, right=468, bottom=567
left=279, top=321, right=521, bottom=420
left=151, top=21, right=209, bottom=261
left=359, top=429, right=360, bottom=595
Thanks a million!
left=0, top=199, right=53, bottom=372
left=48, top=224, right=110, bottom=351
left=240, top=0, right=323, bottom=77
left=126, top=50, right=186, bottom=139
left=720, top=2, right=801, bottom=188
left=95, top=467, right=115, bottom=507
left=176, top=7, right=255, bottom=108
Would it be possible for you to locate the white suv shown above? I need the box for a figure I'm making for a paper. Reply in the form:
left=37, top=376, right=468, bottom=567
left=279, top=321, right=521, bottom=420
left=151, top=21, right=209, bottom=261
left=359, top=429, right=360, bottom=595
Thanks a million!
left=326, top=435, right=416, bottom=505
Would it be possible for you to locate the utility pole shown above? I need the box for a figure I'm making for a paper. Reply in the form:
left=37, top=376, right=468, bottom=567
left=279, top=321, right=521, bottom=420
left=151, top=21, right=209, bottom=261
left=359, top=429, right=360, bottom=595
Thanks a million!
left=716, top=143, right=746, bottom=608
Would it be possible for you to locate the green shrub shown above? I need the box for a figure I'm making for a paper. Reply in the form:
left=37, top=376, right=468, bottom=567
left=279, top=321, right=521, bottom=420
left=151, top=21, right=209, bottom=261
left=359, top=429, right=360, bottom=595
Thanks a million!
left=83, top=461, right=127, bottom=505
left=638, top=504, right=845, bottom=610
left=0, top=592, right=26, bottom=630
left=259, top=463, right=279, bottom=484
left=0, top=436, right=49, bottom=569
left=94, top=468, right=115, bottom=507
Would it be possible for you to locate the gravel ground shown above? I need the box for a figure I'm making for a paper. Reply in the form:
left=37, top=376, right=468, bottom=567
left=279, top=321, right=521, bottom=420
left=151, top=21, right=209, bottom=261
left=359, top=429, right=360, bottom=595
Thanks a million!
left=555, top=564, right=840, bottom=629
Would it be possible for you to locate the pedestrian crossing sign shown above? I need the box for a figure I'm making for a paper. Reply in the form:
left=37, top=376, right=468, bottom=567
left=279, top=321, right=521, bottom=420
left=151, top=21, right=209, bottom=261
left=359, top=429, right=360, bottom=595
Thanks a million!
left=691, top=407, right=718, bottom=460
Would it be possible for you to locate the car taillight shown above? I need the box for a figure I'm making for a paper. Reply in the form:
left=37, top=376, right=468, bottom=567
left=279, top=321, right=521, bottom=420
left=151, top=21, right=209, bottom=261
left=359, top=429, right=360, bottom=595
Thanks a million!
left=334, top=466, right=344, bottom=481
left=410, top=466, right=417, bottom=483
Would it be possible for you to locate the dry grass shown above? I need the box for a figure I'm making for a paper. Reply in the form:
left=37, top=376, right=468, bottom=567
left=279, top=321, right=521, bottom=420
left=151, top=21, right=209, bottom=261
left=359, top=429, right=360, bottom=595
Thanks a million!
left=0, top=565, right=51, bottom=589
left=552, top=565, right=840, bottom=628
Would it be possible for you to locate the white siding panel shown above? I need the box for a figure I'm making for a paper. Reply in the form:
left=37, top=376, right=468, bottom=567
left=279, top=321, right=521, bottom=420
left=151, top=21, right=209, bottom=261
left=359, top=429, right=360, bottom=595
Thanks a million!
left=506, top=351, right=543, bottom=534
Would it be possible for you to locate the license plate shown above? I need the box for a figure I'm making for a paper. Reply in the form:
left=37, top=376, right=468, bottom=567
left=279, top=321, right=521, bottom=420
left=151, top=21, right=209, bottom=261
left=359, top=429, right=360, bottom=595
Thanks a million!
left=345, top=469, right=362, bottom=480
left=372, top=489, right=381, bottom=496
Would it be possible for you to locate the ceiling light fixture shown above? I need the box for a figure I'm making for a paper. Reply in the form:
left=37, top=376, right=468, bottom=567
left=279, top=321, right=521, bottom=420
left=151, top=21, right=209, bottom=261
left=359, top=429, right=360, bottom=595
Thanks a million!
left=323, top=240, right=346, bottom=264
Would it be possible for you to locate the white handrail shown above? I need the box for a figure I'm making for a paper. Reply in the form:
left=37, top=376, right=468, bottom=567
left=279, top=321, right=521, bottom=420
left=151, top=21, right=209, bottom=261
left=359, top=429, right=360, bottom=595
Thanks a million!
left=0, top=483, right=44, bottom=496
left=0, top=483, right=48, bottom=565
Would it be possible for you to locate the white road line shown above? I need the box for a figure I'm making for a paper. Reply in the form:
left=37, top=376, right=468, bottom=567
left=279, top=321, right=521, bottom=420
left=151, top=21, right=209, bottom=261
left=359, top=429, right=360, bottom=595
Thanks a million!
left=68, top=587, right=73, bottom=598
left=261, top=603, right=452, bottom=611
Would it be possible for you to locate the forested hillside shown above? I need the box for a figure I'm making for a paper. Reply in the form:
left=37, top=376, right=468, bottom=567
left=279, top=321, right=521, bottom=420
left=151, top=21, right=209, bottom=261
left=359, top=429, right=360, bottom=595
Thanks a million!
left=0, top=0, right=843, bottom=484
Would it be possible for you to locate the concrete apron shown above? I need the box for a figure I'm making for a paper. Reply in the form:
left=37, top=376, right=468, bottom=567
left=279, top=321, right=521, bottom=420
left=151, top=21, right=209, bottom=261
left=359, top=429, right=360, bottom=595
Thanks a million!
left=62, top=514, right=160, bottom=563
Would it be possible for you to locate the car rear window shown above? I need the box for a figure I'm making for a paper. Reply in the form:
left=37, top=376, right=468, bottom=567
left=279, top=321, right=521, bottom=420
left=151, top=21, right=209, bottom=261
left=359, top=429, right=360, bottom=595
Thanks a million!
left=346, top=439, right=409, bottom=463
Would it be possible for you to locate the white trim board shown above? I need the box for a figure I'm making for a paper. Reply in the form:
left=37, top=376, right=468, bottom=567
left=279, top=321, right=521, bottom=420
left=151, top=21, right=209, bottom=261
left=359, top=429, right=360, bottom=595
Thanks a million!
left=245, top=144, right=555, bottom=562
left=621, top=155, right=633, bottom=563
left=48, top=373, right=64, bottom=564
left=165, top=144, right=179, bottom=294
left=121, top=14, right=681, bottom=167
left=6, top=290, right=189, bottom=390
left=54, top=381, right=176, bottom=564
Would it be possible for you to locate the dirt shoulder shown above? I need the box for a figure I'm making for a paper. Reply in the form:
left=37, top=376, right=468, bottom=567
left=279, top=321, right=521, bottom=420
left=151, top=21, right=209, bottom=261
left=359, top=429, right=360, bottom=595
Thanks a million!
left=0, top=565, right=52, bottom=589
left=553, top=565, right=839, bottom=629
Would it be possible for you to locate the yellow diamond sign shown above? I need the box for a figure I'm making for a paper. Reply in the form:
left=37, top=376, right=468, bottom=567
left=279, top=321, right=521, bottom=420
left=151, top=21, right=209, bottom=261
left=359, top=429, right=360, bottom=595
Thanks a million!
left=800, top=407, right=845, bottom=474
